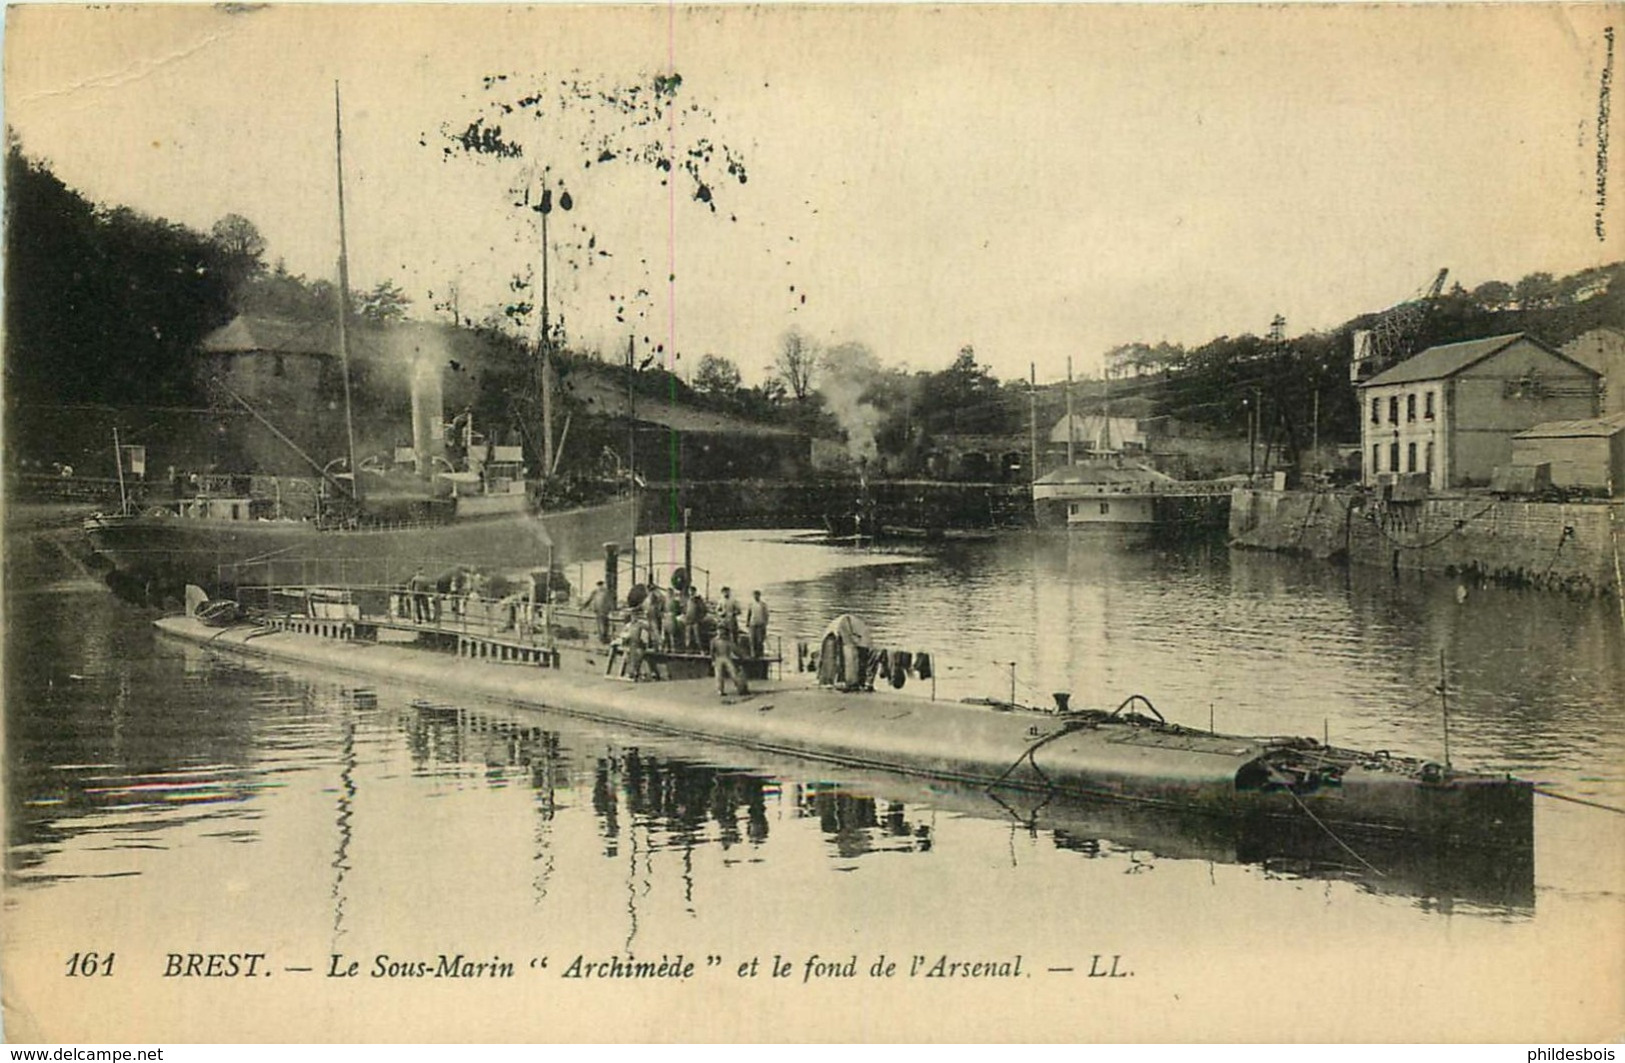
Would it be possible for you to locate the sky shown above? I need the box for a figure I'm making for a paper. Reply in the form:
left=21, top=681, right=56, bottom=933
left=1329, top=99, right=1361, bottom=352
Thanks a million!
left=5, top=3, right=1622, bottom=385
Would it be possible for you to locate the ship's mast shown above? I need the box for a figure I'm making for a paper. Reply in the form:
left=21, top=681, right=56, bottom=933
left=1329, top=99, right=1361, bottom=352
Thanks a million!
left=1102, top=362, right=1111, bottom=455
left=1065, top=356, right=1075, bottom=466
left=333, top=81, right=362, bottom=503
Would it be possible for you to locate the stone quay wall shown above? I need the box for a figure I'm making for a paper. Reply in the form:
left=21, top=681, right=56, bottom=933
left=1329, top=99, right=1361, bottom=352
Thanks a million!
left=1229, top=487, right=1625, bottom=597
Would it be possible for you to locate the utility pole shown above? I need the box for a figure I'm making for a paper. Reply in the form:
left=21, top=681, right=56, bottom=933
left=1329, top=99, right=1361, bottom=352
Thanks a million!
left=1251, top=386, right=1262, bottom=480
left=1065, top=356, right=1076, bottom=466
left=627, top=334, right=638, bottom=586
left=1028, top=363, right=1039, bottom=482
left=538, top=175, right=554, bottom=479
left=1311, top=383, right=1321, bottom=476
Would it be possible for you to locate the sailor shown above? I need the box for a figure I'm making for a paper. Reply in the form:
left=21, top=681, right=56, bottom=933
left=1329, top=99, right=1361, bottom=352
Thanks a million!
left=717, top=587, right=742, bottom=642
left=408, top=567, right=431, bottom=624
left=746, top=590, right=770, bottom=658
left=583, top=580, right=612, bottom=643
left=683, top=591, right=707, bottom=651
left=644, top=582, right=667, bottom=650
left=711, top=629, right=749, bottom=697
left=620, top=616, right=653, bottom=681
left=666, top=590, right=685, bottom=652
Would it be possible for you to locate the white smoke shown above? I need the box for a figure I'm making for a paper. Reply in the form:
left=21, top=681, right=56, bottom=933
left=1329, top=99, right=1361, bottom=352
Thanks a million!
left=819, top=342, right=883, bottom=465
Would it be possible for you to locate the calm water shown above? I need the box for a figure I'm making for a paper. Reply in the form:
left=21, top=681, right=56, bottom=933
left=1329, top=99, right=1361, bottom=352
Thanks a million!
left=5, top=530, right=1624, bottom=1042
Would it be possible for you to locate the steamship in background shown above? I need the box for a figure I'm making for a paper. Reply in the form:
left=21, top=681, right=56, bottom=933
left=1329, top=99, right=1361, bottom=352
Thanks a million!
left=82, top=313, right=640, bottom=595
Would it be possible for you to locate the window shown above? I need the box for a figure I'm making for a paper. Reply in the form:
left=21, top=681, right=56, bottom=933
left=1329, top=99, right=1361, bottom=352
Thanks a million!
left=1389, top=442, right=1400, bottom=472
left=1424, top=391, right=1435, bottom=420
left=1068, top=503, right=1079, bottom=516
left=1407, top=441, right=1417, bottom=472
left=273, top=354, right=286, bottom=378
left=1425, top=441, right=1435, bottom=474
left=1099, top=502, right=1111, bottom=515
left=1371, top=398, right=1380, bottom=424
left=1373, top=445, right=1381, bottom=473
left=1388, top=396, right=1399, bottom=424
left=1406, top=394, right=1416, bottom=422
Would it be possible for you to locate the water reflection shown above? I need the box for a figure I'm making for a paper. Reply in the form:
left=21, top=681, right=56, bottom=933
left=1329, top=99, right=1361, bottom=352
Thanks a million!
left=6, top=594, right=281, bottom=881
left=14, top=528, right=1611, bottom=952
left=408, top=695, right=1535, bottom=915
left=798, top=785, right=931, bottom=860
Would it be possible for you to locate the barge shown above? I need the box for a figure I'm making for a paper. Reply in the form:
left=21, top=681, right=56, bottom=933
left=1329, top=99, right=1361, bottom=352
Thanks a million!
left=154, top=603, right=1533, bottom=852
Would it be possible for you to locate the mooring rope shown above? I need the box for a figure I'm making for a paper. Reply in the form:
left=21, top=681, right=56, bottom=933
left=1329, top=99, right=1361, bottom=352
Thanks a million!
left=1533, top=786, right=1625, bottom=815
left=1538, top=525, right=1572, bottom=582
left=986, top=716, right=1109, bottom=792
left=1290, top=488, right=1323, bottom=549
left=1279, top=782, right=1387, bottom=878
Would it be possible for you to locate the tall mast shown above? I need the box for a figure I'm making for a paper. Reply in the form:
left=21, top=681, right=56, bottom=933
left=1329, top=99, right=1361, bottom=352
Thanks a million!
left=333, top=81, right=361, bottom=503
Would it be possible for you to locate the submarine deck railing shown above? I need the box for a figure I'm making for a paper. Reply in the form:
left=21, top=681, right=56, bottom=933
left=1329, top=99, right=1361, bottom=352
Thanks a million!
left=234, top=581, right=787, bottom=682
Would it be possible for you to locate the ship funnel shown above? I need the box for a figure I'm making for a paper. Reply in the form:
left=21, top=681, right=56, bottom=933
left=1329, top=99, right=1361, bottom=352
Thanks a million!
left=1052, top=692, right=1072, bottom=713
left=410, top=357, right=445, bottom=476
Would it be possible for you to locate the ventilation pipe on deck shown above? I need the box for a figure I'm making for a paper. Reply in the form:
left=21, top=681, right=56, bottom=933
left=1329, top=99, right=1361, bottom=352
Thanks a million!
left=603, top=542, right=620, bottom=607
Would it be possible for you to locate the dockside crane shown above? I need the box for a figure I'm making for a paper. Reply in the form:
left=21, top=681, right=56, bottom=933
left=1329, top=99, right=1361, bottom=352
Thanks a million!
left=1350, top=267, right=1449, bottom=384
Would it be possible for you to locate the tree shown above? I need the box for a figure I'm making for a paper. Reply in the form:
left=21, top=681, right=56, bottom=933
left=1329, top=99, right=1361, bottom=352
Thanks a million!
left=5, top=144, right=233, bottom=419
left=209, top=213, right=266, bottom=302
left=1514, top=272, right=1558, bottom=310
left=694, top=353, right=742, bottom=395
left=210, top=213, right=267, bottom=261
left=358, top=279, right=412, bottom=323
left=771, top=328, right=818, bottom=402
left=917, top=345, right=1011, bottom=435
left=1472, top=280, right=1515, bottom=309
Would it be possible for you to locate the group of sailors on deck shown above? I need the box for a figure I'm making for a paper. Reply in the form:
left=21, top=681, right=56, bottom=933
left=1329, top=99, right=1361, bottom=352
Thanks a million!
left=398, top=563, right=925, bottom=702
left=590, top=580, right=771, bottom=696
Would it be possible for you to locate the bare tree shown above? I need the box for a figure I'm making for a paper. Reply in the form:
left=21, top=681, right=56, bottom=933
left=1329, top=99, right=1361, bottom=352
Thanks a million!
left=771, top=328, right=818, bottom=403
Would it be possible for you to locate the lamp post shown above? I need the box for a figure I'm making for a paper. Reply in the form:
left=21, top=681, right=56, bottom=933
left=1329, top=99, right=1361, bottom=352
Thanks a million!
left=534, top=169, right=573, bottom=479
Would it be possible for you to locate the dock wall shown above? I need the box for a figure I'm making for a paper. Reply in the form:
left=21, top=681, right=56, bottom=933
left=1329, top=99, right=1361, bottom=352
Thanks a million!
left=642, top=479, right=1033, bottom=534
left=1229, top=488, right=1625, bottom=597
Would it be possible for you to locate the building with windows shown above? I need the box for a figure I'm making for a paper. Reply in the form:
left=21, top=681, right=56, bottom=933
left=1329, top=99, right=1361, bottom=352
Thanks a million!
left=1048, top=412, right=1146, bottom=456
left=1357, top=333, right=1599, bottom=490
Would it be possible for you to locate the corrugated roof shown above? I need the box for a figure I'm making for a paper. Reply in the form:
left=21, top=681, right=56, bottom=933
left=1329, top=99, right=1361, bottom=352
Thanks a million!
left=1512, top=412, right=1625, bottom=439
left=1362, top=333, right=1530, bottom=387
